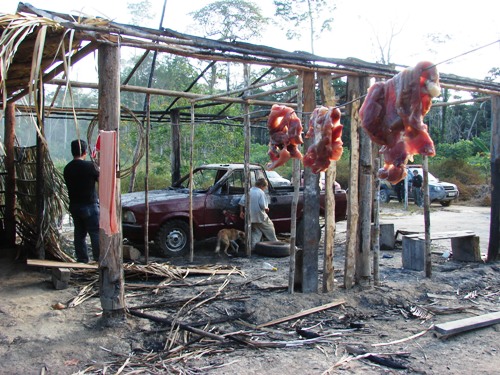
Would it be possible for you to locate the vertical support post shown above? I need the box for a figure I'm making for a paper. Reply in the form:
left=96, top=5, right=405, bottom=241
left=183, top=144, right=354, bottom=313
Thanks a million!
left=35, top=83, right=45, bottom=259
left=319, top=72, right=337, bottom=292
left=372, top=158, right=380, bottom=285
left=189, top=103, right=195, bottom=262
left=98, top=44, right=125, bottom=320
left=243, top=64, right=252, bottom=257
left=423, top=156, right=432, bottom=277
left=288, top=71, right=303, bottom=293
left=488, top=95, right=500, bottom=261
left=357, top=93, right=373, bottom=285
left=144, top=93, right=150, bottom=265
left=300, top=71, right=319, bottom=293
left=345, top=76, right=369, bottom=288
left=4, top=102, right=16, bottom=247
left=170, top=109, right=181, bottom=184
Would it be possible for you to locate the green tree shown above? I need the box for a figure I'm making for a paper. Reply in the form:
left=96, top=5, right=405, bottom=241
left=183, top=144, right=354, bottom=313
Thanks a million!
left=273, top=0, right=334, bottom=54
left=190, top=0, right=269, bottom=92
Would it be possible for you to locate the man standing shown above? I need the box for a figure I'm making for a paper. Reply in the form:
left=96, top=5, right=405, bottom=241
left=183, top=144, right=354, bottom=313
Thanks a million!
left=411, top=170, right=423, bottom=207
left=239, top=177, right=278, bottom=250
left=64, top=139, right=100, bottom=263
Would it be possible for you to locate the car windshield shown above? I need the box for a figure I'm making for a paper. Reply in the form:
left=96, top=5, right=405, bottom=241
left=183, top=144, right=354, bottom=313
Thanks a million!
left=266, top=171, right=280, bottom=178
left=408, top=168, right=439, bottom=182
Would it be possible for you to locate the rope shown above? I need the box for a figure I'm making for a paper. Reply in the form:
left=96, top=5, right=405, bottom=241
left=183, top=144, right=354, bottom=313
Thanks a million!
left=424, top=39, right=500, bottom=70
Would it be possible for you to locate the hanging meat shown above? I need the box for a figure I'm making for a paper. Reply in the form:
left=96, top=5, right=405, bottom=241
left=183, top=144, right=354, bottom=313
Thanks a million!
left=266, top=104, right=304, bottom=170
left=359, top=61, right=441, bottom=183
left=302, top=106, right=344, bottom=173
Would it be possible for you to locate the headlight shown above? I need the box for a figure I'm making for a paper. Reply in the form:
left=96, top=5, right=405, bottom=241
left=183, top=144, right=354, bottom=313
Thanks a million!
left=430, top=185, right=443, bottom=192
left=122, top=210, right=136, bottom=224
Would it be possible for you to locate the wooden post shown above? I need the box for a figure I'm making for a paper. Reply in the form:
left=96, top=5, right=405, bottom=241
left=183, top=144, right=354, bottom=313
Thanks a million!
left=288, top=72, right=303, bottom=293
left=319, top=72, right=337, bottom=293
left=170, top=109, right=181, bottom=184
left=98, top=44, right=125, bottom=320
left=372, top=158, right=380, bottom=285
left=300, top=71, right=320, bottom=293
left=35, top=83, right=45, bottom=259
left=423, top=156, right=432, bottom=277
left=4, top=102, right=16, bottom=247
left=189, top=103, right=195, bottom=262
left=357, top=96, right=373, bottom=285
left=144, top=93, right=150, bottom=265
left=344, top=76, right=369, bottom=288
left=488, top=95, right=500, bottom=261
left=243, top=64, right=252, bottom=257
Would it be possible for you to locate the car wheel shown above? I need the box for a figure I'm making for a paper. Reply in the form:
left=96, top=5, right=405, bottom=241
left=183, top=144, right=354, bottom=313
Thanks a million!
left=440, top=200, right=452, bottom=207
left=379, top=188, right=390, bottom=203
left=254, top=241, right=290, bottom=257
left=155, top=220, right=189, bottom=257
left=296, top=219, right=321, bottom=247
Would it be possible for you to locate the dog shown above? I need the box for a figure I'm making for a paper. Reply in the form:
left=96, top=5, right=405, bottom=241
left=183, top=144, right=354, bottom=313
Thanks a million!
left=215, top=228, right=245, bottom=256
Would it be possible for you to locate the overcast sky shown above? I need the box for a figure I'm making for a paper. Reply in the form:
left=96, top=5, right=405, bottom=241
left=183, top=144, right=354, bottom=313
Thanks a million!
left=1, top=0, right=499, bottom=81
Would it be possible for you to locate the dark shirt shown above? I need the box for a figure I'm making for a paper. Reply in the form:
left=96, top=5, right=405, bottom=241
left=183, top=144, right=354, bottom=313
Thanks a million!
left=412, top=174, right=423, bottom=188
left=64, top=159, right=99, bottom=205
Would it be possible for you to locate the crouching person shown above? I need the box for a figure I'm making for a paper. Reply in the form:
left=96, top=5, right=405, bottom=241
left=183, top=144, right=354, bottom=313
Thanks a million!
left=239, top=177, right=278, bottom=250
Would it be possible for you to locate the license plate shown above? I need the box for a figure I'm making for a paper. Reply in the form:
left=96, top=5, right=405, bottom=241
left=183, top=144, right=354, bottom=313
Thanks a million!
left=447, top=192, right=456, bottom=197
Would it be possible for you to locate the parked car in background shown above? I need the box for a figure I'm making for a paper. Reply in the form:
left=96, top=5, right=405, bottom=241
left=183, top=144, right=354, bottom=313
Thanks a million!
left=265, top=170, right=291, bottom=187
left=379, top=165, right=459, bottom=206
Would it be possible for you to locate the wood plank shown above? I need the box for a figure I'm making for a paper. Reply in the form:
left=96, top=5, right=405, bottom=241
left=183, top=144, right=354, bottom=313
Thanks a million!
left=256, top=299, right=345, bottom=328
left=27, top=259, right=98, bottom=269
left=434, top=311, right=500, bottom=336
left=417, top=230, right=476, bottom=240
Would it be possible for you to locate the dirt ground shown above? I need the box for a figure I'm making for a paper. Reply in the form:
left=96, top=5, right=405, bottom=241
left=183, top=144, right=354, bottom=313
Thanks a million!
left=0, top=203, right=499, bottom=374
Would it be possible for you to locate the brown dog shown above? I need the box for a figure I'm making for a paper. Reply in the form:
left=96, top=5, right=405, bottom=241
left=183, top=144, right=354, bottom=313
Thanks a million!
left=215, top=228, right=245, bottom=256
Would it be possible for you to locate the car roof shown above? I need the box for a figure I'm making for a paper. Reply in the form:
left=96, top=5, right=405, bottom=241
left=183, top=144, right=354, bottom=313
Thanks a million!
left=198, top=163, right=262, bottom=171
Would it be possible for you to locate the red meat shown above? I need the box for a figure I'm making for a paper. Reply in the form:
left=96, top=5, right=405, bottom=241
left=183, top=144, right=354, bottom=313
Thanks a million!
left=359, top=61, right=441, bottom=183
left=266, top=104, right=303, bottom=170
left=303, top=106, right=344, bottom=173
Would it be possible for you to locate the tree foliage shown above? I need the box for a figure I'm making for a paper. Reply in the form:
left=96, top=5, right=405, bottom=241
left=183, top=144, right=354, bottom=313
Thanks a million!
left=190, top=0, right=269, bottom=41
left=273, top=0, right=334, bottom=54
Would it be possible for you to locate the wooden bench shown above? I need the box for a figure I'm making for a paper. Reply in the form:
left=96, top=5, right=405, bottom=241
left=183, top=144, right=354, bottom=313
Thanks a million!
left=402, top=230, right=481, bottom=271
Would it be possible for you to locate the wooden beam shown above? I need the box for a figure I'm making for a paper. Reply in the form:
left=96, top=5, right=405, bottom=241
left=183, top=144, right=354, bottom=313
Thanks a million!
left=27, top=259, right=98, bottom=269
left=434, top=311, right=500, bottom=336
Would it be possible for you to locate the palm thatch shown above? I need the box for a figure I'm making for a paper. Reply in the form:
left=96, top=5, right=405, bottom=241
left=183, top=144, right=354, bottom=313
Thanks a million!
left=14, top=145, right=71, bottom=261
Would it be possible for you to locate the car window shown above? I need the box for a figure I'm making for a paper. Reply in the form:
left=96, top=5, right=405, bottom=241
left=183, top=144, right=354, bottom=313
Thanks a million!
left=191, top=169, right=218, bottom=191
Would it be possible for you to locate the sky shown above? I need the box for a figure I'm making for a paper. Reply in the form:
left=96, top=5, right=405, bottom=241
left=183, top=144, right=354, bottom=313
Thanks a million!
left=1, top=0, right=499, bottom=82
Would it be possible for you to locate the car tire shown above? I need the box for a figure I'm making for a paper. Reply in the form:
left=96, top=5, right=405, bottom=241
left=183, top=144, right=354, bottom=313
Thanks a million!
left=440, top=200, right=452, bottom=207
left=254, top=241, right=290, bottom=257
left=379, top=188, right=390, bottom=203
left=155, top=220, right=189, bottom=257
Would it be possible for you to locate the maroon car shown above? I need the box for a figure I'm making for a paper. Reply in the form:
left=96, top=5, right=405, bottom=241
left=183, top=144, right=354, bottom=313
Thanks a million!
left=121, top=163, right=347, bottom=256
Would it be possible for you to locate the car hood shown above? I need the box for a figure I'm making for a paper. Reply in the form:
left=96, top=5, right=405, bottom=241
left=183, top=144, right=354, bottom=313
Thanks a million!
left=121, top=188, right=190, bottom=208
left=438, top=181, right=457, bottom=189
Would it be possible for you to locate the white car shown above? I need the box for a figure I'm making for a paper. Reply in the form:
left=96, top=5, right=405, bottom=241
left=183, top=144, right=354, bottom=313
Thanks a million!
left=265, top=170, right=291, bottom=187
